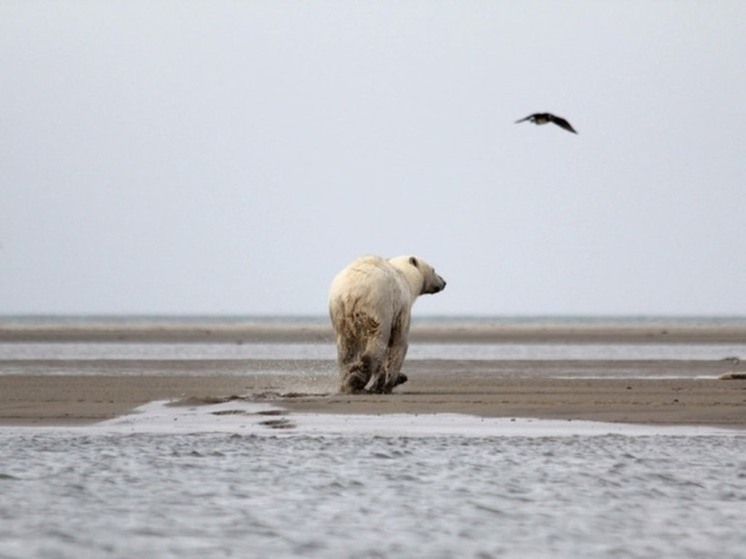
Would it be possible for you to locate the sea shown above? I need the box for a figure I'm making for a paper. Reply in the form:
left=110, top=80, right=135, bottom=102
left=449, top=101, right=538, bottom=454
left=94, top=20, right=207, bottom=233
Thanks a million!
left=1, top=316, right=745, bottom=559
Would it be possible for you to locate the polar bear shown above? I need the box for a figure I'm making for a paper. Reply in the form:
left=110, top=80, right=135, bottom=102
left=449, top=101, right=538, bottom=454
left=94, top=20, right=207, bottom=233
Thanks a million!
left=328, top=255, right=446, bottom=394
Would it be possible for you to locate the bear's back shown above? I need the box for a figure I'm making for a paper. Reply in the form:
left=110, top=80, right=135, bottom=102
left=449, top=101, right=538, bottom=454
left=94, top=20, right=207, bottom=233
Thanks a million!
left=328, top=255, right=408, bottom=308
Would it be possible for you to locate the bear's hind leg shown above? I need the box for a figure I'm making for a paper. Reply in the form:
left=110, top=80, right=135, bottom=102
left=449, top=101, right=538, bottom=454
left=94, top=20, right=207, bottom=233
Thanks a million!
left=335, top=331, right=370, bottom=394
left=340, top=360, right=371, bottom=393
left=335, top=311, right=387, bottom=394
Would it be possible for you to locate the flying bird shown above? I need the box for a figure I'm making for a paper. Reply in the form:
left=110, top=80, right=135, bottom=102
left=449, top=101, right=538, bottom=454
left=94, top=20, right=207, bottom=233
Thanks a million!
left=515, top=113, right=578, bottom=134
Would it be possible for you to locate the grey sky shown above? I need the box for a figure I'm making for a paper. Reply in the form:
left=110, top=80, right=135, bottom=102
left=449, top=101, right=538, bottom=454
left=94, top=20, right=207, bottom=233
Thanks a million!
left=1, top=1, right=744, bottom=316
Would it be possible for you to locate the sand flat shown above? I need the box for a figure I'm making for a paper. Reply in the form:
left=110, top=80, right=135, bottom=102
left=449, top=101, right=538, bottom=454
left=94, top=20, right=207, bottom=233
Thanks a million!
left=1, top=323, right=745, bottom=427
left=1, top=369, right=744, bottom=428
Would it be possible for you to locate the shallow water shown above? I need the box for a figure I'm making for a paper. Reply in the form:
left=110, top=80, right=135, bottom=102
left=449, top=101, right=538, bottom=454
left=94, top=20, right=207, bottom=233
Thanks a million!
left=1, top=421, right=744, bottom=559
left=1, top=341, right=745, bottom=363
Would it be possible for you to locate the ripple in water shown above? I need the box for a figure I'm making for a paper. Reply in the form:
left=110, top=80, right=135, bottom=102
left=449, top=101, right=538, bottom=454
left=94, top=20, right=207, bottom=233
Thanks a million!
left=1, top=431, right=744, bottom=558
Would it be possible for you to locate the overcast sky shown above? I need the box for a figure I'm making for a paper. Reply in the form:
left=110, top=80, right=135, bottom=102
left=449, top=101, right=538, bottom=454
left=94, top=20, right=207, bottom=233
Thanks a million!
left=1, top=1, right=744, bottom=317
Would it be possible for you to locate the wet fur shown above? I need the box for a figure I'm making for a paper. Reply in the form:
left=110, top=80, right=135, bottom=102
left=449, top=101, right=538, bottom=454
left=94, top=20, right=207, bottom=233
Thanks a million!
left=329, top=255, right=445, bottom=394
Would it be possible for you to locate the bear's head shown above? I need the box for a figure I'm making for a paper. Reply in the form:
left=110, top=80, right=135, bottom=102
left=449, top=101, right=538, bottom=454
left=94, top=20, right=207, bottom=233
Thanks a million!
left=389, top=255, right=447, bottom=296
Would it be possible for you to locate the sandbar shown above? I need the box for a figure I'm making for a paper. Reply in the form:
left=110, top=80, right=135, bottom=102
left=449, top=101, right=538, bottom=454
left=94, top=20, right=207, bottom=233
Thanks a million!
left=1, top=322, right=744, bottom=428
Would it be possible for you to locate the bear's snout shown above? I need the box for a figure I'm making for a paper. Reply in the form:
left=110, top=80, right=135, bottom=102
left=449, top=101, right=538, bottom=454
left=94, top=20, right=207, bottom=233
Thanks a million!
left=424, top=276, right=446, bottom=294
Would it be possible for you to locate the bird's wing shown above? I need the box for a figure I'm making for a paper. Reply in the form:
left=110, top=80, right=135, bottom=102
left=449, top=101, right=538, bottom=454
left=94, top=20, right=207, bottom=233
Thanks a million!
left=515, top=114, right=534, bottom=123
left=550, top=116, right=578, bottom=134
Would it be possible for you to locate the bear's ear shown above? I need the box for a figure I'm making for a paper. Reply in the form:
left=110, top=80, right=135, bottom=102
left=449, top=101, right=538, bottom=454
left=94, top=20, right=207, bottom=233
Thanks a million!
left=409, top=256, right=419, bottom=268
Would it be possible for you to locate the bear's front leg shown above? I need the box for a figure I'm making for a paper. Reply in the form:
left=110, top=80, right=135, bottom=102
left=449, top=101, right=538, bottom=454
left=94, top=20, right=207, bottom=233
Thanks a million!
left=368, top=371, right=387, bottom=393
left=359, top=329, right=390, bottom=393
left=369, top=372, right=407, bottom=394
left=370, top=340, right=408, bottom=394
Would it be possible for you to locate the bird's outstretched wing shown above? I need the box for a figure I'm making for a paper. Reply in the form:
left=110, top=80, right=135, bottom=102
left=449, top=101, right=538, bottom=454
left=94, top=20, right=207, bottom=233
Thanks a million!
left=515, top=114, right=534, bottom=123
left=549, top=115, right=578, bottom=134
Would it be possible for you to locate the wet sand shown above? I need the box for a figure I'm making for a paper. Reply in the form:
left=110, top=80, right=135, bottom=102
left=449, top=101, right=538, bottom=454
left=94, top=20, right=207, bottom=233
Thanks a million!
left=2, top=321, right=746, bottom=344
left=1, top=323, right=745, bottom=428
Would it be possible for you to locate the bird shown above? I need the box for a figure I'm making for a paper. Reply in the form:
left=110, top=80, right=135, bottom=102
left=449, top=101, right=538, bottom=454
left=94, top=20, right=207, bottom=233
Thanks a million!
left=515, top=112, right=578, bottom=134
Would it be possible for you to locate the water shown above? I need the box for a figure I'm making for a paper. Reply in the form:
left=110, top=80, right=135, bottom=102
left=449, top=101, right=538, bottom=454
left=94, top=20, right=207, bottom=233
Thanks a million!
left=1, top=341, right=746, bottom=363
left=1, top=419, right=744, bottom=559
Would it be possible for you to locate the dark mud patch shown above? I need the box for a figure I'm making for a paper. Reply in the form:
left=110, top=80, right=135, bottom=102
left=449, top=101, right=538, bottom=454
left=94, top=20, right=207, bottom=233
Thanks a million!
left=211, top=409, right=251, bottom=416
left=254, top=409, right=285, bottom=416
left=259, top=418, right=296, bottom=430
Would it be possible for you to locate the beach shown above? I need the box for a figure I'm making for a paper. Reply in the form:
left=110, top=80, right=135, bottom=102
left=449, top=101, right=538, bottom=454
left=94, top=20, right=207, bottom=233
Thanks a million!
left=1, top=321, right=744, bottom=428
left=3, top=319, right=746, bottom=559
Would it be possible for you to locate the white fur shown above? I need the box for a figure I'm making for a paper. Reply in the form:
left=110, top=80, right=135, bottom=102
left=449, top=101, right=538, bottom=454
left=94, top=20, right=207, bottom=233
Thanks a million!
left=328, top=255, right=446, bottom=394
